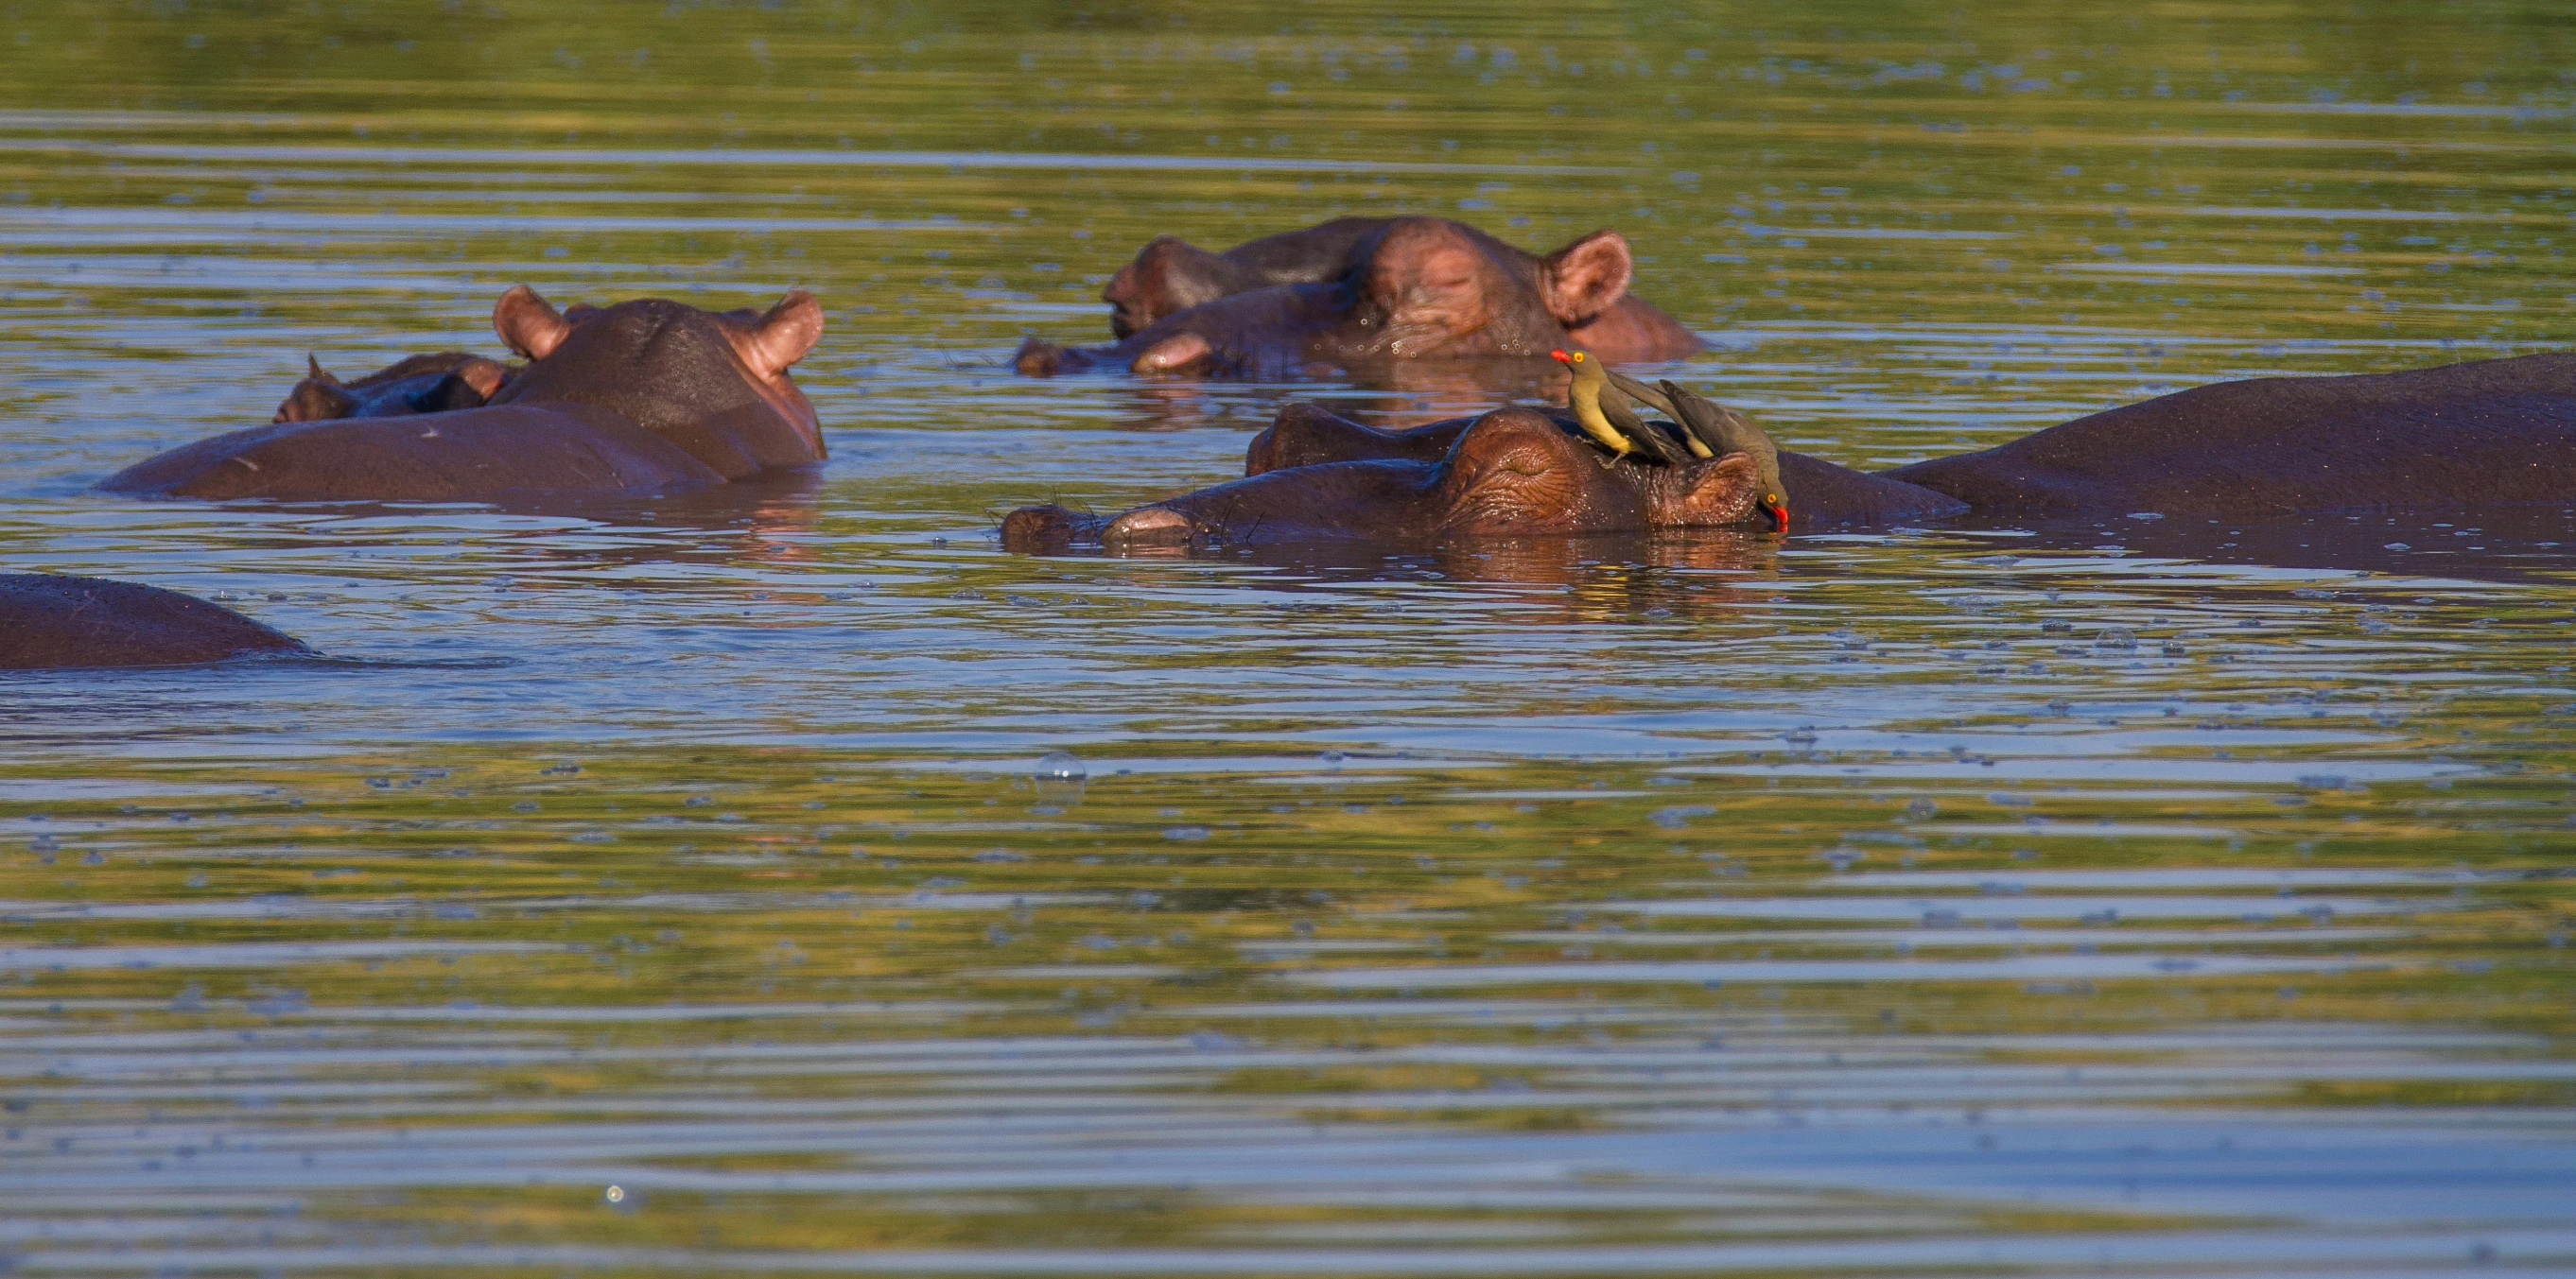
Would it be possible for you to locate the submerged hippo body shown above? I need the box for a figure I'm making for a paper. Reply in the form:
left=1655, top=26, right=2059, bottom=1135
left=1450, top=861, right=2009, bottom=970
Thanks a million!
left=1, top=574, right=308, bottom=670
left=102, top=287, right=826, bottom=502
left=1016, top=216, right=1701, bottom=378
left=1003, top=352, right=2576, bottom=550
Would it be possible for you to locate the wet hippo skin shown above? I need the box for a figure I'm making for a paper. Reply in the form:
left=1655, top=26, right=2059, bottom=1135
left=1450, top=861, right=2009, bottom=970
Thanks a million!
left=1015, top=216, right=1702, bottom=377
left=1885, top=350, right=2576, bottom=515
left=1001, top=406, right=1807, bottom=551
left=1, top=574, right=308, bottom=670
left=1002, top=352, right=2576, bottom=549
left=100, top=286, right=826, bottom=502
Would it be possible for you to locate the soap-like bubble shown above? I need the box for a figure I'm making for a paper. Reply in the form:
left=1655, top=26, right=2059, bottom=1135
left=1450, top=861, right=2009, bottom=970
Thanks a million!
left=1036, top=751, right=1087, bottom=781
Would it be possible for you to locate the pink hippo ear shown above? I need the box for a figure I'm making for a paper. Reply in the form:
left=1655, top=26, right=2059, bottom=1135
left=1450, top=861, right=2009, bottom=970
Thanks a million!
left=454, top=357, right=511, bottom=399
left=492, top=285, right=574, bottom=361
left=735, top=291, right=825, bottom=379
left=1540, top=230, right=1635, bottom=327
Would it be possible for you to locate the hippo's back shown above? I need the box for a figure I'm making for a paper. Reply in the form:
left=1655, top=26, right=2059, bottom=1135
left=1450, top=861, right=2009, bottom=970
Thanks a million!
left=1889, top=351, right=2576, bottom=516
left=99, top=403, right=726, bottom=502
left=1, top=574, right=308, bottom=669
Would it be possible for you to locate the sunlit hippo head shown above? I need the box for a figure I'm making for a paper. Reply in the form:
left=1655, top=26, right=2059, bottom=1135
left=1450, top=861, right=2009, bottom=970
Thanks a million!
left=489, top=285, right=828, bottom=472
left=1001, top=406, right=1768, bottom=552
left=1016, top=216, right=1700, bottom=378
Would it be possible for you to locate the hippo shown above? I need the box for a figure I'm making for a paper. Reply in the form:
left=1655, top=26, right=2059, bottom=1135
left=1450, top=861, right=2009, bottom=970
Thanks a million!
left=100, top=286, right=826, bottom=502
left=271, top=351, right=515, bottom=423
left=1, top=574, right=308, bottom=670
left=1001, top=350, right=2576, bottom=551
left=1015, top=216, right=1702, bottom=378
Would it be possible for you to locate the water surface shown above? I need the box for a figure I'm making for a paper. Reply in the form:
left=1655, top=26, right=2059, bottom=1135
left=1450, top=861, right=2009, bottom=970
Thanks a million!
left=3, top=2, right=2574, bottom=1274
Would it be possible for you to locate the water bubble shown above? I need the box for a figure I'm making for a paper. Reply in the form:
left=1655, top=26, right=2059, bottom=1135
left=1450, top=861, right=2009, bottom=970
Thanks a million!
left=2095, top=627, right=2138, bottom=650
left=603, top=1184, right=625, bottom=1204
left=1036, top=752, right=1086, bottom=782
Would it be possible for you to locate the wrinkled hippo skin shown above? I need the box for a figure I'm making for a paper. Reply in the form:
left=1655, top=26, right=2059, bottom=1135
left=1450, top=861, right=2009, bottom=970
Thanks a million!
left=1003, top=352, right=2576, bottom=548
left=1001, top=406, right=1789, bottom=551
left=1, top=574, right=308, bottom=670
left=1015, top=216, right=1701, bottom=378
left=273, top=352, right=514, bottom=423
left=101, top=286, right=826, bottom=502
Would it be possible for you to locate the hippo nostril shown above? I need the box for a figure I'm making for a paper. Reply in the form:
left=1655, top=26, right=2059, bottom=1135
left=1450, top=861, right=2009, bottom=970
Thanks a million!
left=1104, top=507, right=1199, bottom=547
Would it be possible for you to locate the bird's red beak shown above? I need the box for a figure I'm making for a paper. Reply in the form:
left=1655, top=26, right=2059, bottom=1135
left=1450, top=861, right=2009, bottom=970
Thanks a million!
left=1548, top=349, right=1572, bottom=364
left=1762, top=499, right=1791, bottom=532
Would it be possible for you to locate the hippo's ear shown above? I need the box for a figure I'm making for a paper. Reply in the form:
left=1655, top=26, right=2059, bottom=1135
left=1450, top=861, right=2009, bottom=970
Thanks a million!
left=1540, top=230, right=1635, bottom=327
left=1659, top=452, right=1764, bottom=528
left=493, top=285, right=574, bottom=361
left=1104, top=236, right=1235, bottom=338
left=737, top=291, right=825, bottom=378
left=273, top=376, right=358, bottom=424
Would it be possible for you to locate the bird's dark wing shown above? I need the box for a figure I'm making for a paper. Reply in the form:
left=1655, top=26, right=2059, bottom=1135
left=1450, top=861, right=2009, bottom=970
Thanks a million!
left=1660, top=380, right=1781, bottom=482
left=1604, top=368, right=1679, bottom=419
left=1599, top=384, right=1686, bottom=464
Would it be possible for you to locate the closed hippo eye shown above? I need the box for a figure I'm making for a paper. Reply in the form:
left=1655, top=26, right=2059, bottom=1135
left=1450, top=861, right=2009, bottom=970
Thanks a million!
left=1443, top=446, right=1575, bottom=532
left=1355, top=219, right=1504, bottom=353
left=1436, top=407, right=1594, bottom=534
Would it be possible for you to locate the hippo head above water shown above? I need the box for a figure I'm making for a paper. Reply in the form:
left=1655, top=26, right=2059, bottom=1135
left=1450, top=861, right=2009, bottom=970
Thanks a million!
left=1002, top=405, right=1773, bottom=551
left=485, top=285, right=827, bottom=475
left=273, top=352, right=514, bottom=423
left=1015, top=216, right=1702, bottom=378
left=101, top=285, right=827, bottom=502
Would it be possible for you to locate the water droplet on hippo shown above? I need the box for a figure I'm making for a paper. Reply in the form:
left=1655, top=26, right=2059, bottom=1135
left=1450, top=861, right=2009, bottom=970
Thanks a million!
left=1036, top=752, right=1086, bottom=782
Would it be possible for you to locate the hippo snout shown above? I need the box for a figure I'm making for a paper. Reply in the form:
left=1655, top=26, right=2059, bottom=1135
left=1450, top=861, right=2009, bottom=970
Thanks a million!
left=1102, top=506, right=1207, bottom=549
